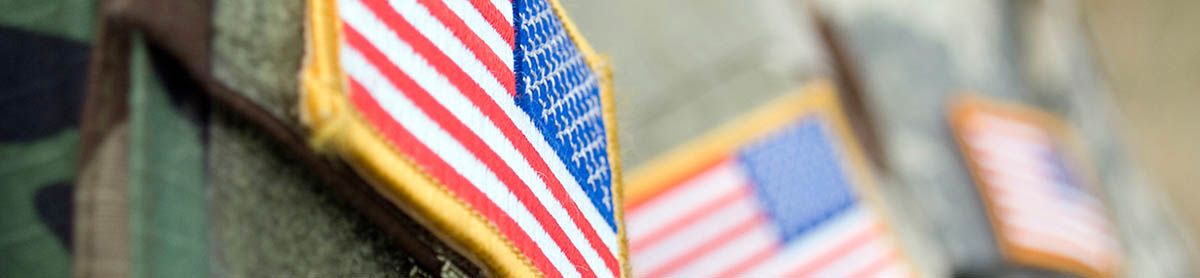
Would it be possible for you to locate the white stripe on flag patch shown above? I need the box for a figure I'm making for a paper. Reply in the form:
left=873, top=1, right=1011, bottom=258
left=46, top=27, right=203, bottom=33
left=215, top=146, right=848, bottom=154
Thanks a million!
left=738, top=206, right=905, bottom=278
left=810, top=238, right=892, bottom=277
left=739, top=207, right=872, bottom=276
left=443, top=0, right=514, bottom=67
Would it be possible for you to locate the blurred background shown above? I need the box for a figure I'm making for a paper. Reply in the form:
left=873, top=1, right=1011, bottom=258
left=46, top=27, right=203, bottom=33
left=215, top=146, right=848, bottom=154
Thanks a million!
left=1085, top=0, right=1200, bottom=242
left=1, top=0, right=1197, bottom=277
left=564, top=0, right=1200, bottom=275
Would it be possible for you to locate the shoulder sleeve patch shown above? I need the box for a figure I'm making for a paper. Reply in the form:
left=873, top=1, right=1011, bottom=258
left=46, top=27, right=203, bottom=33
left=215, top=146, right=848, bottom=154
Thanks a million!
left=298, top=0, right=628, bottom=276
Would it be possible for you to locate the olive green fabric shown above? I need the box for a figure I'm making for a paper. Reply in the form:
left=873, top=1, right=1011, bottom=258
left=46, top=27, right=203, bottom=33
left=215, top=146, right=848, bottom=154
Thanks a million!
left=211, top=0, right=305, bottom=123
left=208, top=1, right=477, bottom=276
left=126, top=34, right=210, bottom=278
left=207, top=111, right=433, bottom=278
left=0, top=0, right=94, bottom=42
left=0, top=130, right=78, bottom=278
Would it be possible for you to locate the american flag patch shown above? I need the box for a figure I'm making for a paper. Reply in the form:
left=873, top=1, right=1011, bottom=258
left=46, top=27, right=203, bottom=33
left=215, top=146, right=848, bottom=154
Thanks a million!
left=950, top=96, right=1120, bottom=276
left=301, top=0, right=624, bottom=276
left=625, top=84, right=915, bottom=278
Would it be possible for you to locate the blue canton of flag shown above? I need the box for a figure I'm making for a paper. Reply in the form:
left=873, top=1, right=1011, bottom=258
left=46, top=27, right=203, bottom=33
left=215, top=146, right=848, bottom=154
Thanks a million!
left=741, top=118, right=855, bottom=243
left=515, top=0, right=615, bottom=228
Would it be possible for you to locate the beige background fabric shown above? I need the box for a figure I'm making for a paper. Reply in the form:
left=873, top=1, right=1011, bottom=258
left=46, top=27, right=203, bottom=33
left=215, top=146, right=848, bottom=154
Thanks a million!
left=565, top=0, right=1197, bottom=276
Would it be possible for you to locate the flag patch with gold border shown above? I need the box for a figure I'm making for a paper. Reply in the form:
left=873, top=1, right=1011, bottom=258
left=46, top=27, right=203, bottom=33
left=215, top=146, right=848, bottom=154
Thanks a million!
left=299, top=0, right=627, bottom=276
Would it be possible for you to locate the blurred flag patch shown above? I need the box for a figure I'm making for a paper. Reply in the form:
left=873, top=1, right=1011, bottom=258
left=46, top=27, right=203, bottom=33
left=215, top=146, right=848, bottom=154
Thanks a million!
left=625, top=83, right=915, bottom=278
left=950, top=96, right=1121, bottom=277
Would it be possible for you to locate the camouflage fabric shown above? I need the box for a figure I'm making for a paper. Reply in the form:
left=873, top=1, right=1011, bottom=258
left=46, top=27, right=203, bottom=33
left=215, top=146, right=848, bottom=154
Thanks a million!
left=74, top=33, right=211, bottom=278
left=1020, top=1, right=1196, bottom=276
left=812, top=0, right=1195, bottom=276
left=126, top=34, right=210, bottom=278
left=0, top=130, right=78, bottom=278
left=0, top=0, right=94, bottom=42
left=0, top=0, right=92, bottom=275
left=811, top=0, right=1021, bottom=274
left=4, top=0, right=1195, bottom=277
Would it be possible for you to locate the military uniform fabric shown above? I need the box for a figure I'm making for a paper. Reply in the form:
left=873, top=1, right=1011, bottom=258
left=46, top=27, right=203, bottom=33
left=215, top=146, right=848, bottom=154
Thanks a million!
left=0, top=0, right=94, bottom=276
left=561, top=0, right=942, bottom=275
left=1017, top=2, right=1196, bottom=276
left=807, top=0, right=1029, bottom=275
left=807, top=0, right=1197, bottom=276
left=208, top=0, right=481, bottom=274
left=68, top=0, right=485, bottom=276
left=75, top=32, right=212, bottom=278
left=207, top=110, right=464, bottom=278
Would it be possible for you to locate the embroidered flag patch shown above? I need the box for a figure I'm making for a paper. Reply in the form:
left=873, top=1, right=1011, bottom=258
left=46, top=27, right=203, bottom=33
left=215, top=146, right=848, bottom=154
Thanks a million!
left=299, top=0, right=627, bottom=276
left=624, top=82, right=917, bottom=278
left=949, top=96, right=1121, bottom=277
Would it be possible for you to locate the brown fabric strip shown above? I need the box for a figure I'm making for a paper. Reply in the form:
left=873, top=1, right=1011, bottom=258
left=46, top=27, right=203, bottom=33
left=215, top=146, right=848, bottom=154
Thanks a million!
left=79, top=18, right=131, bottom=165
left=76, top=16, right=134, bottom=278
left=99, top=0, right=212, bottom=78
left=73, top=123, right=131, bottom=278
left=808, top=6, right=889, bottom=173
